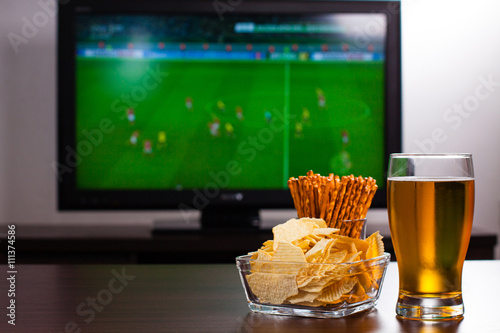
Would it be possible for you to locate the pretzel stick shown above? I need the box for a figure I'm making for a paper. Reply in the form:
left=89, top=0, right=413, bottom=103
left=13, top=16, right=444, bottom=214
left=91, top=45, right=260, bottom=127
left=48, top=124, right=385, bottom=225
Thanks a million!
left=354, top=177, right=374, bottom=219
left=345, top=220, right=359, bottom=238
left=332, top=177, right=348, bottom=227
left=350, top=220, right=364, bottom=238
left=291, top=179, right=304, bottom=218
left=324, top=182, right=335, bottom=227
left=348, top=177, right=371, bottom=237
left=288, top=179, right=299, bottom=217
left=337, top=175, right=355, bottom=223
left=319, top=183, right=329, bottom=220
left=350, top=176, right=365, bottom=219
left=362, top=183, right=378, bottom=218
left=343, top=178, right=357, bottom=223
left=360, top=178, right=376, bottom=218
left=326, top=176, right=340, bottom=227
left=308, top=181, right=317, bottom=217
left=299, top=177, right=310, bottom=218
left=353, top=187, right=368, bottom=220
left=305, top=179, right=312, bottom=218
left=344, top=177, right=365, bottom=237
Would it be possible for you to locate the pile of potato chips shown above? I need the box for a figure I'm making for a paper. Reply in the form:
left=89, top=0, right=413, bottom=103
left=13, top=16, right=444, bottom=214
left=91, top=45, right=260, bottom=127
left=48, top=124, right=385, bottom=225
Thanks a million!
left=246, top=218, right=385, bottom=307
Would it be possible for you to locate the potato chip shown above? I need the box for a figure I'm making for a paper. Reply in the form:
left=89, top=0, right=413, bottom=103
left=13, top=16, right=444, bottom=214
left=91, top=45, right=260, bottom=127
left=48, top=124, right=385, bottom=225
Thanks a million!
left=298, top=274, right=338, bottom=293
left=317, top=277, right=357, bottom=303
left=305, top=238, right=335, bottom=263
left=365, top=231, right=385, bottom=280
left=332, top=241, right=351, bottom=253
left=312, top=228, right=340, bottom=237
left=303, top=235, right=319, bottom=246
left=272, top=218, right=318, bottom=250
left=349, top=242, right=358, bottom=254
left=333, top=241, right=358, bottom=256
left=296, top=270, right=315, bottom=288
left=260, top=240, right=274, bottom=253
left=246, top=272, right=298, bottom=304
left=328, top=234, right=369, bottom=259
left=326, top=252, right=362, bottom=280
left=272, top=241, right=306, bottom=274
left=296, top=260, right=328, bottom=286
left=292, top=238, right=312, bottom=252
left=249, top=250, right=274, bottom=260
left=251, top=249, right=274, bottom=273
left=370, top=267, right=384, bottom=282
left=326, top=250, right=348, bottom=264
left=310, top=233, right=325, bottom=242
left=358, top=272, right=378, bottom=295
left=299, top=217, right=328, bottom=228
left=297, top=249, right=347, bottom=291
left=257, top=249, right=273, bottom=260
left=365, top=231, right=384, bottom=259
left=273, top=242, right=306, bottom=262
left=340, top=281, right=369, bottom=303
left=344, top=251, right=362, bottom=263
left=249, top=251, right=258, bottom=260
left=306, top=239, right=335, bottom=276
left=286, top=290, right=321, bottom=304
left=367, top=261, right=385, bottom=281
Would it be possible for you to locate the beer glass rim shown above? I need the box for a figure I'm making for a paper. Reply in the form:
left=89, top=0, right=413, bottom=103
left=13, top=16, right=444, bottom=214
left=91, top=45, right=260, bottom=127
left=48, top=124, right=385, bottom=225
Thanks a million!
left=388, top=153, right=474, bottom=178
left=390, top=153, right=472, bottom=159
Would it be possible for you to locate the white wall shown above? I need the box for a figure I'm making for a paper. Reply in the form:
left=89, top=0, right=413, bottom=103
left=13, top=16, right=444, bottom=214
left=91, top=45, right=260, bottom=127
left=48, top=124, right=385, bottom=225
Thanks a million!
left=401, top=0, right=500, bottom=259
left=0, top=0, right=499, bottom=256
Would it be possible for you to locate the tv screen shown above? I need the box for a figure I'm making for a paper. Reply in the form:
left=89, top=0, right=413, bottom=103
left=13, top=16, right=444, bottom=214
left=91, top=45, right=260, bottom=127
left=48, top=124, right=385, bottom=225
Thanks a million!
left=57, top=0, right=401, bottom=226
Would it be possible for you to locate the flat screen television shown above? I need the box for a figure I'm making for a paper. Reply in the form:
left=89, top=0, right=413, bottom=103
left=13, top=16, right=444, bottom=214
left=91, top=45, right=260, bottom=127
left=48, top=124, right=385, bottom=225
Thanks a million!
left=57, top=0, right=401, bottom=228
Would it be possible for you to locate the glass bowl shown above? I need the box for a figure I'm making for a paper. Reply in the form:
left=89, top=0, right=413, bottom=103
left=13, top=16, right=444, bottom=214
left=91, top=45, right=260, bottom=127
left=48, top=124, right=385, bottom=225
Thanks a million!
left=236, top=252, right=391, bottom=318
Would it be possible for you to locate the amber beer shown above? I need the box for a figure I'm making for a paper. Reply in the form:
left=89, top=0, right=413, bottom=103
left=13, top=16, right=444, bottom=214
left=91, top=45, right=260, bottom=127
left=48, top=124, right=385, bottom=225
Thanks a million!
left=388, top=177, right=474, bottom=300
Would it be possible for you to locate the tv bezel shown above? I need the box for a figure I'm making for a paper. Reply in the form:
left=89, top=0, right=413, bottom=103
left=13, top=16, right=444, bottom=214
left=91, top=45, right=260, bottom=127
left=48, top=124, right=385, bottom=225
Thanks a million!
left=57, top=0, right=401, bottom=213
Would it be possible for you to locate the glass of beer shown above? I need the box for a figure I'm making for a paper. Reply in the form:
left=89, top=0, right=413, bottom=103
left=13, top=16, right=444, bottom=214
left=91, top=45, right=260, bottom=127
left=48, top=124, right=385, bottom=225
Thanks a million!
left=387, top=153, right=474, bottom=320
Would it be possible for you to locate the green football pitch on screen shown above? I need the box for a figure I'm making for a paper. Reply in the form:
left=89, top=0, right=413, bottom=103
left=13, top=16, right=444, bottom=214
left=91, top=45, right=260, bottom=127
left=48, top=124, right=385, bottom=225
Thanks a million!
left=75, top=59, right=384, bottom=190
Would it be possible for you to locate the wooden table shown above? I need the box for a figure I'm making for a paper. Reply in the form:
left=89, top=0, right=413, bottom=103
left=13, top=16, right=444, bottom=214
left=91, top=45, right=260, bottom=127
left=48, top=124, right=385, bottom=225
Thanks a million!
left=1, top=261, right=499, bottom=332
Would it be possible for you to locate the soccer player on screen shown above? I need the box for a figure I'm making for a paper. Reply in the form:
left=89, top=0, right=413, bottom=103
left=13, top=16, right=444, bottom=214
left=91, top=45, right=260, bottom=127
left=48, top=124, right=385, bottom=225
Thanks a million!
left=185, top=96, right=193, bottom=111
left=315, top=87, right=326, bottom=109
left=208, top=118, right=221, bottom=137
left=143, top=140, right=153, bottom=154
left=318, top=96, right=326, bottom=110
left=225, top=122, right=234, bottom=138
left=341, top=129, right=349, bottom=145
left=217, top=100, right=226, bottom=112
left=301, top=107, right=310, bottom=124
left=235, top=106, right=244, bottom=121
left=126, top=108, right=136, bottom=125
left=318, top=95, right=326, bottom=109
left=330, top=129, right=352, bottom=174
left=129, top=130, right=140, bottom=146
left=157, top=131, right=167, bottom=150
left=295, top=121, right=303, bottom=139
left=184, top=96, right=193, bottom=111
left=264, top=110, right=272, bottom=123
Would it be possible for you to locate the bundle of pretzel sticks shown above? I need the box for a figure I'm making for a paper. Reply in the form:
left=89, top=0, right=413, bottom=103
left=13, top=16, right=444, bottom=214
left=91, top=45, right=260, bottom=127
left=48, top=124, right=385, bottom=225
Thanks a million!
left=287, top=170, right=378, bottom=239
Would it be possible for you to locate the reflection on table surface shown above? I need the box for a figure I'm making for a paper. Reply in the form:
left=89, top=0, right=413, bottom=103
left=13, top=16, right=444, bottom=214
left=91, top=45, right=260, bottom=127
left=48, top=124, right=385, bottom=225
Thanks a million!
left=0, top=261, right=499, bottom=332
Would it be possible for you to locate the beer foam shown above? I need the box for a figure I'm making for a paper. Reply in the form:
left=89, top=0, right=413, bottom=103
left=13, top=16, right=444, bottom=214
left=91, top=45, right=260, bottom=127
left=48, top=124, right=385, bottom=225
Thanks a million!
left=387, top=176, right=474, bottom=182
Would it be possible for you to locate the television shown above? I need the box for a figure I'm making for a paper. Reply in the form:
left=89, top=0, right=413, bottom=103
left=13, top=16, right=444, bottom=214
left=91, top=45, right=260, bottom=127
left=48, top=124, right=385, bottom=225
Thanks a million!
left=57, top=0, right=401, bottom=229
